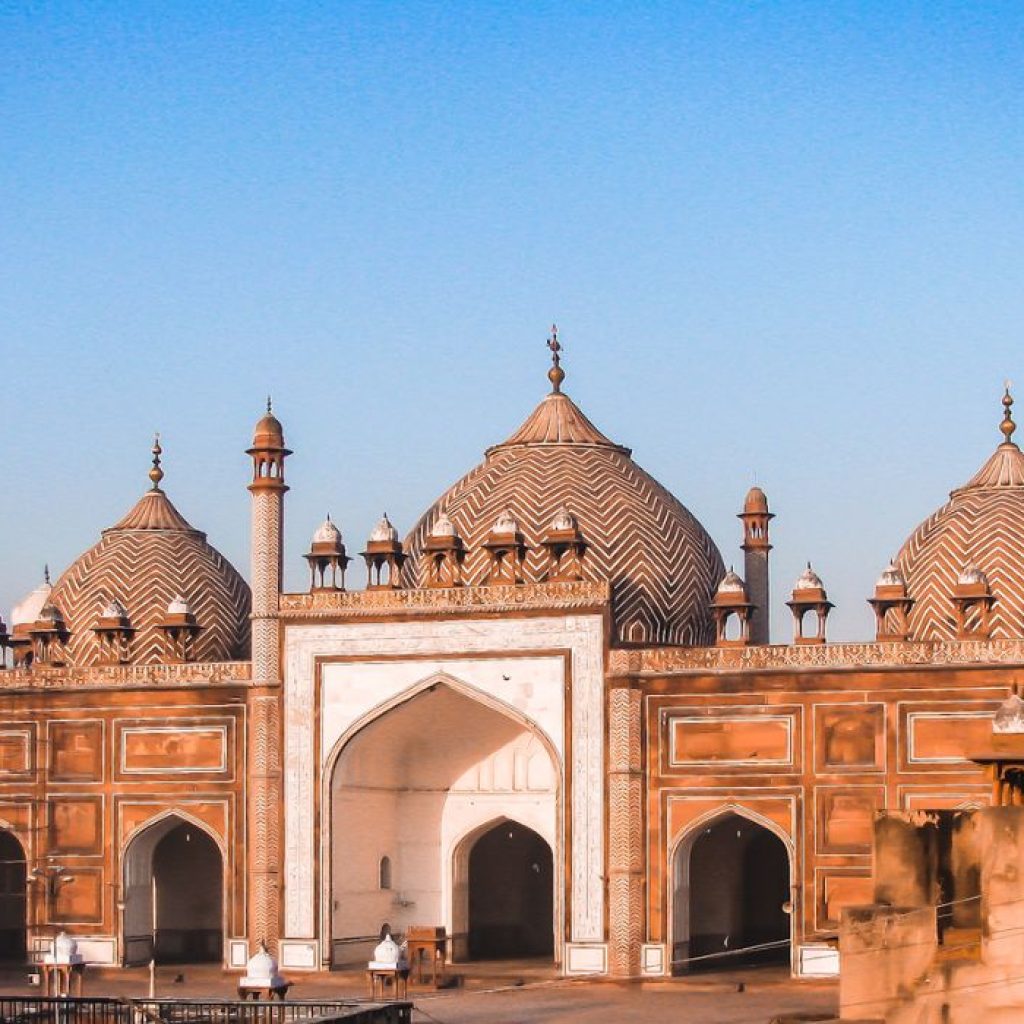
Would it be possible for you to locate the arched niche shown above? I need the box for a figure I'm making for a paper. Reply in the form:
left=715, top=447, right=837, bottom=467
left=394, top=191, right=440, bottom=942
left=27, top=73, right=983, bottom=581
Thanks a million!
left=121, top=812, right=224, bottom=965
left=671, top=807, right=793, bottom=975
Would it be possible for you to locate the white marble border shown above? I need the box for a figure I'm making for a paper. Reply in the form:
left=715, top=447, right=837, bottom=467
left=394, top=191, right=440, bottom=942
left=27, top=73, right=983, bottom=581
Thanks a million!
left=282, top=615, right=605, bottom=944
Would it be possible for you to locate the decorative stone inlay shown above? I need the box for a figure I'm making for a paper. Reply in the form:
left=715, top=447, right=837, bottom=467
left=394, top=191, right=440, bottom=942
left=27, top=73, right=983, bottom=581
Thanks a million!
left=278, top=579, right=610, bottom=618
left=282, top=615, right=605, bottom=944
left=608, top=638, right=1024, bottom=677
left=0, top=661, right=250, bottom=689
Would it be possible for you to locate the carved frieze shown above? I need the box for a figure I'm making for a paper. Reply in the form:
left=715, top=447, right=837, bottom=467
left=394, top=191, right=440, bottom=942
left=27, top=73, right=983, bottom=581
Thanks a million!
left=609, top=638, right=1024, bottom=677
left=0, top=661, right=251, bottom=690
left=277, top=579, right=610, bottom=619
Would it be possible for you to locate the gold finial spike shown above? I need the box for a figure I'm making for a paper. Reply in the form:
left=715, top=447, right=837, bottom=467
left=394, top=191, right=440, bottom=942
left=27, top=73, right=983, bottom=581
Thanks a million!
left=1001, top=381, right=1016, bottom=443
left=149, top=433, right=164, bottom=490
left=547, top=324, right=565, bottom=393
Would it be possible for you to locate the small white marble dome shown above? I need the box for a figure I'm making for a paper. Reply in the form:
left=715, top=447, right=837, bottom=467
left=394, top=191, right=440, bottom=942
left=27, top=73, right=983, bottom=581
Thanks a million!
left=994, top=691, right=1024, bottom=734
left=716, top=568, right=746, bottom=595
left=876, top=561, right=906, bottom=588
left=313, top=516, right=343, bottom=546
left=369, top=514, right=398, bottom=543
left=369, top=929, right=407, bottom=970
left=430, top=512, right=458, bottom=539
left=246, top=943, right=280, bottom=980
left=958, top=564, right=989, bottom=587
left=102, top=598, right=129, bottom=619
left=794, top=563, right=824, bottom=591
left=492, top=510, right=519, bottom=535
left=550, top=507, right=577, bottom=532
left=11, top=578, right=53, bottom=627
left=167, top=595, right=192, bottom=616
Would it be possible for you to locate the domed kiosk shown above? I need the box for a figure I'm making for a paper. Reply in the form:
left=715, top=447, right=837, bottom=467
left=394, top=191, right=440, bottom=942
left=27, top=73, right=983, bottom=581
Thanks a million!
left=897, top=389, right=1024, bottom=640
left=403, top=334, right=724, bottom=645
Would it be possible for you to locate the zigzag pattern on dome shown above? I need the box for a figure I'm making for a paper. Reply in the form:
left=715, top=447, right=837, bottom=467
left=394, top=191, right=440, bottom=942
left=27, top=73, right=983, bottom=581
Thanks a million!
left=403, top=392, right=724, bottom=646
left=897, top=403, right=1024, bottom=641
left=49, top=489, right=251, bottom=666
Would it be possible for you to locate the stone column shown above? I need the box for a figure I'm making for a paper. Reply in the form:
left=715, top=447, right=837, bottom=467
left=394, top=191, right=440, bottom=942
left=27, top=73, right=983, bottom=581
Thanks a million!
left=607, top=683, right=644, bottom=976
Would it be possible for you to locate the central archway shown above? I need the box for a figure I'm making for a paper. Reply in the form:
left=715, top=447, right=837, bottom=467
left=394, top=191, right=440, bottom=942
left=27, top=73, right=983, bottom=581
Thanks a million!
left=466, top=820, right=553, bottom=959
left=327, top=678, right=560, bottom=967
left=672, top=810, right=792, bottom=974
left=122, top=814, right=224, bottom=965
left=0, top=831, right=26, bottom=962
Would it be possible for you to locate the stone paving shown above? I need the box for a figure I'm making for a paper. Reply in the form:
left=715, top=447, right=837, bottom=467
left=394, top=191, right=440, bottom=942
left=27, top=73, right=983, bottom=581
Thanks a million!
left=0, top=963, right=839, bottom=1023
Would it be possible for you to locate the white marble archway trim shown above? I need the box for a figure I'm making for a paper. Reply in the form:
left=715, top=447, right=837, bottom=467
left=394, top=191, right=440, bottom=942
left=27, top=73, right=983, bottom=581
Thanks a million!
left=282, top=614, right=605, bottom=943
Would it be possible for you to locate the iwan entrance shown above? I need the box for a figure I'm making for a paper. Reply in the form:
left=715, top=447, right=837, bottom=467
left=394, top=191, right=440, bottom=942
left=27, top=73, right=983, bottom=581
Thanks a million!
left=328, top=679, right=560, bottom=966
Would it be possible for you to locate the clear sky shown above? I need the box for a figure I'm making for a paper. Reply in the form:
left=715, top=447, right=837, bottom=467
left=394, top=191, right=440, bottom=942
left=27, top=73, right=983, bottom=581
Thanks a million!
left=2, top=2, right=1022, bottom=641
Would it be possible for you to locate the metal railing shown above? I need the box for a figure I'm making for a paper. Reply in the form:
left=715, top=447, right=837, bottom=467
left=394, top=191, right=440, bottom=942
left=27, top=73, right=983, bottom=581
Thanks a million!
left=0, top=998, right=412, bottom=1024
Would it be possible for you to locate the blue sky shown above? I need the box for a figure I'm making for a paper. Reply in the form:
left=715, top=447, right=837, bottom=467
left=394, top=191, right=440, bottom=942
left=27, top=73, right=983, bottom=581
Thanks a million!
left=1, top=2, right=1022, bottom=640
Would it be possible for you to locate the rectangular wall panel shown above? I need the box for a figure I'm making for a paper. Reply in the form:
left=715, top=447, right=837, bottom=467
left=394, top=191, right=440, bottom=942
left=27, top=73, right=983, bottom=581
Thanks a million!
left=49, top=721, right=104, bottom=782
left=669, top=715, right=793, bottom=768
left=119, top=724, right=229, bottom=776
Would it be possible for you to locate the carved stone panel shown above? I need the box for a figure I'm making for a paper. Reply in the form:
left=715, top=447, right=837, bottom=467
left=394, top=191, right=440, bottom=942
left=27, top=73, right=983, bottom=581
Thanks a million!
left=49, top=796, right=103, bottom=856
left=49, top=721, right=104, bottom=782
left=815, top=704, right=885, bottom=772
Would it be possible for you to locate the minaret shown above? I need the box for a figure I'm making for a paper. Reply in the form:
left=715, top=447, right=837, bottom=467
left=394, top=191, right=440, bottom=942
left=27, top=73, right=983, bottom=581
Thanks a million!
left=246, top=398, right=291, bottom=950
left=739, top=486, right=773, bottom=645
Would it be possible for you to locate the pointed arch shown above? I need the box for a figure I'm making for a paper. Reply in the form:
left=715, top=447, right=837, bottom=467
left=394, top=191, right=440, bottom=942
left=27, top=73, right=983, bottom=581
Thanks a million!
left=323, top=672, right=562, bottom=967
left=121, top=811, right=225, bottom=966
left=669, top=804, right=795, bottom=975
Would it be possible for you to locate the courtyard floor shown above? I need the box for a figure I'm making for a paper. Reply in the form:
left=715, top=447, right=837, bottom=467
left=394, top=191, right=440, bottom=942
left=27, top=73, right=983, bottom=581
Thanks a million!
left=0, top=961, right=840, bottom=1023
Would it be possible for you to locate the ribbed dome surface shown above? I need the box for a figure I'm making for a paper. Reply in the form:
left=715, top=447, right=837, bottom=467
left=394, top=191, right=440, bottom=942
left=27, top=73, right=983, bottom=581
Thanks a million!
left=404, top=391, right=724, bottom=645
left=897, top=438, right=1024, bottom=640
left=49, top=488, right=250, bottom=665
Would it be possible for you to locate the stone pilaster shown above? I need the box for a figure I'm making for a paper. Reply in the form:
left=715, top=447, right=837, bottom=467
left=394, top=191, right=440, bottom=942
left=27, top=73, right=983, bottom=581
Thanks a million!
left=607, top=683, right=644, bottom=976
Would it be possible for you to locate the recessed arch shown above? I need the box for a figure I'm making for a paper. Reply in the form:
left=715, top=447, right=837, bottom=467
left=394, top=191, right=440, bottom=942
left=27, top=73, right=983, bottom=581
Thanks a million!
left=121, top=812, right=225, bottom=965
left=669, top=805, right=794, bottom=975
left=0, top=830, right=26, bottom=963
left=324, top=673, right=562, bottom=967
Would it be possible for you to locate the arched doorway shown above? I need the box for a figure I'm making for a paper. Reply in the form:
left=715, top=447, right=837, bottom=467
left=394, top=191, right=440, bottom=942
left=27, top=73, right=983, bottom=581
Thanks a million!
left=0, top=831, right=26, bottom=962
left=672, top=811, right=791, bottom=973
left=122, top=815, right=224, bottom=965
left=467, top=821, right=553, bottom=959
left=328, top=678, right=560, bottom=967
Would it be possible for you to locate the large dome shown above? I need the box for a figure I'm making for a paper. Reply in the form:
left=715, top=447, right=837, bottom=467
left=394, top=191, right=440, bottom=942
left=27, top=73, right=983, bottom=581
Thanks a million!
left=897, top=395, right=1024, bottom=640
left=403, top=388, right=724, bottom=645
left=48, top=477, right=250, bottom=666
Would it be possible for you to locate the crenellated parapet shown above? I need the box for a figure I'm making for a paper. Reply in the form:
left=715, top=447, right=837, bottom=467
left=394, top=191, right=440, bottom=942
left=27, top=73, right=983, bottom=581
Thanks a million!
left=0, top=659, right=250, bottom=689
left=277, top=578, right=611, bottom=619
left=610, top=636, right=1024, bottom=676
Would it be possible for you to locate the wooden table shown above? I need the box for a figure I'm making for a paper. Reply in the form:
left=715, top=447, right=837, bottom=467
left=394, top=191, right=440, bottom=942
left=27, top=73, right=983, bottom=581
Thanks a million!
left=405, top=927, right=447, bottom=986
left=367, top=967, right=409, bottom=1000
left=40, top=962, right=85, bottom=997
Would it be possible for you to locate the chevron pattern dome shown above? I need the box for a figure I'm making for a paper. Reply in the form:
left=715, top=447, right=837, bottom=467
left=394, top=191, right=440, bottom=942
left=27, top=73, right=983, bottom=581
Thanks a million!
left=403, top=390, right=725, bottom=645
left=897, top=420, right=1024, bottom=641
left=49, top=487, right=250, bottom=665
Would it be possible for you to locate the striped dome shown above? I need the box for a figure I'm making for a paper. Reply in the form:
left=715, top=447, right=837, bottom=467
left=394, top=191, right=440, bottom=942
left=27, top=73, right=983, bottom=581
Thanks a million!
left=404, top=389, right=724, bottom=645
left=897, top=428, right=1024, bottom=640
left=48, top=486, right=250, bottom=665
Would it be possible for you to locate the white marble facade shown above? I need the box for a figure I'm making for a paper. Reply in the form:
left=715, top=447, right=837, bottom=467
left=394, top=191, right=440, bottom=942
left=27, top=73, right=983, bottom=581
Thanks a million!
left=281, top=614, right=606, bottom=968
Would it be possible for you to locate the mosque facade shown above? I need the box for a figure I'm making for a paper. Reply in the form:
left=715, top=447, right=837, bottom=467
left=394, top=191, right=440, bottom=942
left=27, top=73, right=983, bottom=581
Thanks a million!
left=1, top=337, right=1021, bottom=979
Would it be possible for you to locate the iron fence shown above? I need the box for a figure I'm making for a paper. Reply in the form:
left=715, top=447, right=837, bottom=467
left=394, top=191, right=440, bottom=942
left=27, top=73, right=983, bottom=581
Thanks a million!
left=0, top=998, right=411, bottom=1024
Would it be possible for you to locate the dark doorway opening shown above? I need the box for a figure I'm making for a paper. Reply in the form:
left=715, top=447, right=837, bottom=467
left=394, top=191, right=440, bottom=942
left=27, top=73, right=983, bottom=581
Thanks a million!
left=468, top=821, right=553, bottom=959
left=152, top=823, right=222, bottom=963
left=678, top=813, right=790, bottom=972
left=0, top=832, right=26, bottom=962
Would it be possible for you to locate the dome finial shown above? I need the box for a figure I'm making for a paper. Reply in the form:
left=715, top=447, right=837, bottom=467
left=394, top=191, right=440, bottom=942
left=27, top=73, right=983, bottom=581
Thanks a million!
left=149, top=433, right=164, bottom=491
left=547, top=324, right=565, bottom=393
left=1001, top=381, right=1016, bottom=444
left=43, top=564, right=51, bottom=586
left=267, top=394, right=273, bottom=415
